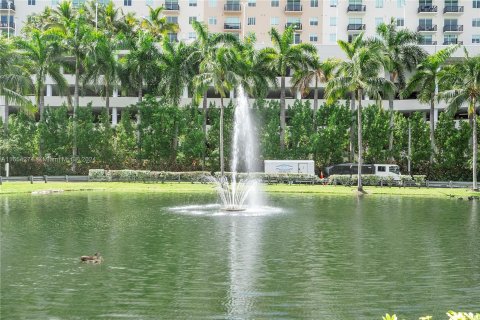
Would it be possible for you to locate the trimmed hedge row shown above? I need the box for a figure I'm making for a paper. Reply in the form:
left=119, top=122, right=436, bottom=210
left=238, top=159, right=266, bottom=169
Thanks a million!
left=89, top=169, right=211, bottom=182
left=328, top=174, right=427, bottom=186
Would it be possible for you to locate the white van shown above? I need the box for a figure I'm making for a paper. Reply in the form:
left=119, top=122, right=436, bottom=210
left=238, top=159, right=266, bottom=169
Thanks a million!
left=373, top=164, right=401, bottom=180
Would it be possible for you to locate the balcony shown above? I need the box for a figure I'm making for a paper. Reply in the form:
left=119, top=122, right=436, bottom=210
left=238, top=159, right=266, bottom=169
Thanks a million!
left=443, top=5, right=463, bottom=13
left=419, top=40, right=437, bottom=45
left=285, top=22, right=302, bottom=30
left=347, top=23, right=366, bottom=31
left=443, top=40, right=463, bottom=45
left=224, top=3, right=241, bottom=11
left=0, top=21, right=14, bottom=29
left=164, top=3, right=180, bottom=11
left=0, top=1, right=15, bottom=11
left=224, top=22, right=241, bottom=31
left=443, top=24, right=463, bottom=32
left=417, top=5, right=438, bottom=13
left=285, top=4, right=302, bottom=12
left=347, top=4, right=366, bottom=12
left=417, top=25, right=437, bottom=32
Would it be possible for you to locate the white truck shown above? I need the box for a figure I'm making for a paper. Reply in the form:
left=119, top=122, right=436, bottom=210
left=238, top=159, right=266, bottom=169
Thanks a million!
left=264, top=160, right=315, bottom=176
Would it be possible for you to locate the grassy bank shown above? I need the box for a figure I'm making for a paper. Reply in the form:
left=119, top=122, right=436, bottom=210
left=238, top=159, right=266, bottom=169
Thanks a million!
left=0, top=181, right=478, bottom=198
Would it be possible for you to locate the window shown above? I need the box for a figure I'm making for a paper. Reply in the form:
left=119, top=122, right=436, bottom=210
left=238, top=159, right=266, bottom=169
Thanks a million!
left=146, top=0, right=153, bottom=4
left=168, top=33, right=178, bottom=42
left=309, top=34, right=318, bottom=42
left=189, top=16, right=197, bottom=24
left=349, top=17, right=362, bottom=25
left=248, top=0, right=256, bottom=6
left=293, top=33, right=301, bottom=44
left=377, top=166, right=386, bottom=172
left=473, top=18, right=480, bottom=27
left=474, top=0, right=480, bottom=7
left=311, top=0, right=318, bottom=7
left=396, top=18, right=405, bottom=26
left=397, top=0, right=405, bottom=7
left=375, top=17, right=383, bottom=26
left=419, top=34, right=434, bottom=44
left=330, top=17, right=337, bottom=26
left=329, top=33, right=336, bottom=42
left=189, top=0, right=197, bottom=6
left=271, top=16, right=279, bottom=26
left=375, top=0, right=383, bottom=7
left=167, top=16, right=178, bottom=24
left=271, top=0, right=279, bottom=6
left=419, top=18, right=433, bottom=28
left=28, top=0, right=36, bottom=5
left=330, top=0, right=338, bottom=6
left=247, top=17, right=256, bottom=25
left=188, top=32, right=196, bottom=40
left=310, top=17, right=318, bottom=26
left=51, top=0, right=59, bottom=5
left=208, top=16, right=217, bottom=25
left=124, top=0, right=132, bottom=6
left=209, top=0, right=217, bottom=7
left=444, top=34, right=458, bottom=44
left=473, top=35, right=480, bottom=43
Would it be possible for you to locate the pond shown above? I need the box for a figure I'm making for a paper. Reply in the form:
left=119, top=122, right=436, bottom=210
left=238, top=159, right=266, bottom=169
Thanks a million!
left=1, top=192, right=479, bottom=319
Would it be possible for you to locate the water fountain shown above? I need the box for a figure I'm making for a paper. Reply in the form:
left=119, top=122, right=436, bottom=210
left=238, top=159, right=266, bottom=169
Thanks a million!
left=209, top=86, right=262, bottom=211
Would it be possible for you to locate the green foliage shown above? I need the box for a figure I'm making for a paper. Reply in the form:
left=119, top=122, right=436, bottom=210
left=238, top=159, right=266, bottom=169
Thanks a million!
left=207, top=101, right=234, bottom=171
left=180, top=105, right=205, bottom=170
left=287, top=99, right=314, bottom=159
left=0, top=112, right=37, bottom=157
left=37, top=105, right=71, bottom=157
left=255, top=99, right=282, bottom=159
left=361, top=104, right=391, bottom=163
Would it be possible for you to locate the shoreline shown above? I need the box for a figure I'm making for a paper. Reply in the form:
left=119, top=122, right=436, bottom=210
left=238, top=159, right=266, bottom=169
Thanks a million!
left=1, top=182, right=479, bottom=199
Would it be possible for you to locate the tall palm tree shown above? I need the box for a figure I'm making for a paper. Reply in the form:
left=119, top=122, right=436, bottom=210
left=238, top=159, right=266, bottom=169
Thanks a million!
left=326, top=42, right=394, bottom=192
left=141, top=6, right=179, bottom=40
left=402, top=45, right=458, bottom=161
left=0, top=36, right=34, bottom=134
left=439, top=49, right=480, bottom=191
left=292, top=57, right=340, bottom=126
left=265, top=27, right=316, bottom=151
left=15, top=29, right=69, bottom=156
left=195, top=47, right=239, bottom=176
left=375, top=18, right=427, bottom=156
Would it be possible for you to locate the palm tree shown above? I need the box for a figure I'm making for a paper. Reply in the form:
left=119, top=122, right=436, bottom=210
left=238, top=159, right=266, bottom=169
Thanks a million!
left=141, top=6, right=179, bottom=40
left=15, top=29, right=69, bottom=156
left=195, top=47, right=239, bottom=176
left=265, top=27, right=316, bottom=151
left=83, top=31, right=119, bottom=118
left=326, top=39, right=394, bottom=192
left=402, top=45, right=458, bottom=162
left=0, top=36, right=34, bottom=134
left=292, top=57, right=340, bottom=127
left=439, top=49, right=480, bottom=191
left=375, top=18, right=427, bottom=156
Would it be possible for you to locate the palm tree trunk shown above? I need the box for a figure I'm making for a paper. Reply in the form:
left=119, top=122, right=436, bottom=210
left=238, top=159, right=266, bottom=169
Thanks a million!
left=472, top=103, right=478, bottom=191
left=136, top=76, right=143, bottom=152
left=429, top=96, right=436, bottom=163
left=39, top=89, right=45, bottom=157
left=3, top=102, right=9, bottom=137
left=138, top=75, right=143, bottom=103
left=220, top=96, right=225, bottom=176
left=350, top=91, right=356, bottom=162
left=357, top=88, right=363, bottom=192
left=105, top=82, right=110, bottom=120
left=388, top=73, right=395, bottom=160
left=202, top=92, right=208, bottom=171
left=72, top=58, right=80, bottom=172
left=313, top=79, right=318, bottom=130
left=280, top=76, right=286, bottom=151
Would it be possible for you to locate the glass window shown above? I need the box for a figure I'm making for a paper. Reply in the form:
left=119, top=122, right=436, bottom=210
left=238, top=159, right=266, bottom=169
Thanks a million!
left=271, top=0, right=279, bottom=6
left=247, top=17, right=256, bottom=25
left=473, top=18, right=480, bottom=27
left=188, top=32, right=196, bottom=40
left=310, top=34, right=318, bottom=42
left=311, top=0, right=318, bottom=7
left=378, top=166, right=386, bottom=172
left=124, top=0, right=132, bottom=6
left=209, top=0, right=217, bottom=7
left=189, top=0, right=197, bottom=6
left=397, top=0, right=405, bottom=7
left=375, top=17, right=383, bottom=26
left=473, top=35, right=480, bottom=43
left=349, top=17, right=362, bottom=24
left=208, top=16, right=217, bottom=25
left=310, top=17, right=318, bottom=26
left=28, top=0, right=36, bottom=5
left=293, top=33, right=301, bottom=44
left=248, top=0, right=256, bottom=6
left=329, top=33, right=336, bottom=42
left=168, top=33, right=178, bottom=42
left=271, top=16, right=279, bottom=25
left=375, top=0, right=383, bottom=7
left=474, top=0, right=480, bottom=7
left=388, top=166, right=400, bottom=174
left=330, top=0, right=338, bottom=6
left=396, top=18, right=405, bottom=26
left=167, top=16, right=178, bottom=24
left=330, top=17, right=337, bottom=26
left=189, top=16, right=197, bottom=24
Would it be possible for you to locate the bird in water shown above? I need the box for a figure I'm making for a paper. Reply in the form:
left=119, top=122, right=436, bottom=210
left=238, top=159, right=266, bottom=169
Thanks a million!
left=80, top=252, right=103, bottom=264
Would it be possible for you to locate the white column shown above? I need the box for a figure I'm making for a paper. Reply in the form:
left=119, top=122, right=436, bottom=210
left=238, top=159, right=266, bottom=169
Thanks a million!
left=296, top=90, right=301, bottom=100
left=46, top=84, right=53, bottom=97
left=229, top=90, right=234, bottom=99
left=113, top=88, right=118, bottom=98
left=182, top=86, right=188, bottom=98
left=112, top=107, right=118, bottom=126
left=0, top=105, right=5, bottom=124
left=434, top=109, right=439, bottom=127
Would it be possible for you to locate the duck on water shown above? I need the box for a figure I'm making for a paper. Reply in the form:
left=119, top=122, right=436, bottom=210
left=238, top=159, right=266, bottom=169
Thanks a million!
left=80, top=252, right=103, bottom=264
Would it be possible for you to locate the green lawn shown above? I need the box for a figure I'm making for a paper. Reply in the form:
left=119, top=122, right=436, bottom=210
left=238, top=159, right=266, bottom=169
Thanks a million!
left=0, top=181, right=478, bottom=198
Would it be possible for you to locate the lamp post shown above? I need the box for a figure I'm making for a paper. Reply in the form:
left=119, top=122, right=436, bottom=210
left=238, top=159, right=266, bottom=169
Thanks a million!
left=7, top=0, right=12, bottom=39
left=95, top=1, right=98, bottom=31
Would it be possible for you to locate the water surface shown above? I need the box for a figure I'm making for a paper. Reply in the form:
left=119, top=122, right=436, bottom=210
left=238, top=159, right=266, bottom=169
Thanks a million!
left=1, top=192, right=479, bottom=319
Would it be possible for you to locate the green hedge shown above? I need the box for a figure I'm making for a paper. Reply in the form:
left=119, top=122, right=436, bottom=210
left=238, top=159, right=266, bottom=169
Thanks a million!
left=328, top=174, right=426, bottom=186
left=88, top=169, right=211, bottom=182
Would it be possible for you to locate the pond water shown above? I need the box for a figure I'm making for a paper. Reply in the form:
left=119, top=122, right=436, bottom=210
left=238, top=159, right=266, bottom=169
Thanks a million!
left=1, top=192, right=479, bottom=319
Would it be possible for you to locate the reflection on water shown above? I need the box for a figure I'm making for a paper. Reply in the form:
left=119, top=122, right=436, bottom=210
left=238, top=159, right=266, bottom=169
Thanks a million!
left=1, top=193, right=479, bottom=319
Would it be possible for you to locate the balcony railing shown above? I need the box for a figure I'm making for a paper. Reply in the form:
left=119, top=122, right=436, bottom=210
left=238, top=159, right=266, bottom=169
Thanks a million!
left=347, top=4, right=366, bottom=12
left=0, top=21, right=15, bottom=28
left=285, top=3, right=302, bottom=11
left=417, top=25, right=437, bottom=32
left=417, top=5, right=437, bottom=12
left=419, top=40, right=437, bottom=45
left=285, top=22, right=302, bottom=30
left=224, top=3, right=241, bottom=11
left=224, top=22, right=241, bottom=30
left=0, top=2, right=15, bottom=10
left=443, top=40, right=463, bottom=45
left=347, top=23, right=366, bottom=31
left=443, top=5, right=464, bottom=13
left=443, top=24, right=463, bottom=32
left=164, top=3, right=180, bottom=10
